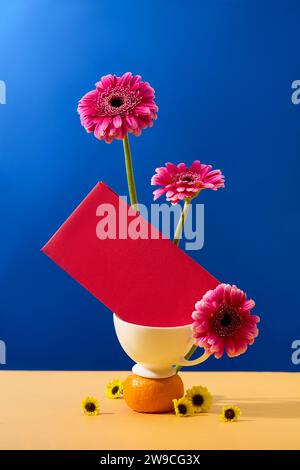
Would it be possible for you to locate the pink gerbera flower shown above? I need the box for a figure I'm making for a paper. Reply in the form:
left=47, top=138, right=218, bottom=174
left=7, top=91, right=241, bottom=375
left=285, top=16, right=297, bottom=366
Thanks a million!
left=192, top=284, right=260, bottom=359
left=77, top=72, right=158, bottom=143
left=151, top=161, right=224, bottom=204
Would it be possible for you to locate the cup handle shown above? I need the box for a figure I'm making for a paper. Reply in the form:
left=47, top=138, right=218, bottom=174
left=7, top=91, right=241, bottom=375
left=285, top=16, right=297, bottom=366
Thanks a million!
left=177, top=351, right=210, bottom=367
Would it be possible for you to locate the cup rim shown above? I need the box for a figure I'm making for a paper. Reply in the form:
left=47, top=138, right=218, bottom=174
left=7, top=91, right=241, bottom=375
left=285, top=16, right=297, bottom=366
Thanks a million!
left=113, top=313, right=193, bottom=330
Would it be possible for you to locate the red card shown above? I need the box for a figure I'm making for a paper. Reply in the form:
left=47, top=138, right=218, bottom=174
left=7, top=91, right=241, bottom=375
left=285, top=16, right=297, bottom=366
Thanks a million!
left=42, top=182, right=219, bottom=327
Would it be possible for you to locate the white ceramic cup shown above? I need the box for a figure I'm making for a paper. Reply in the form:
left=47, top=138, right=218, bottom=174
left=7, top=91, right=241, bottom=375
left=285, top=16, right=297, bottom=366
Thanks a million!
left=113, top=313, right=209, bottom=379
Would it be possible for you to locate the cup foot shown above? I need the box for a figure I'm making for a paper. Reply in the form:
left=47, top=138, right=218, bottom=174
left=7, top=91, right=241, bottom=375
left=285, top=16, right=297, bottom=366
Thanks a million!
left=132, top=363, right=176, bottom=379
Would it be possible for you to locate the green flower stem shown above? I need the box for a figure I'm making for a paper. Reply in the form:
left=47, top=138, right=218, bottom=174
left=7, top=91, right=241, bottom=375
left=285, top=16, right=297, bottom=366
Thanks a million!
left=174, top=197, right=195, bottom=372
left=176, top=345, right=197, bottom=373
left=176, top=345, right=209, bottom=373
left=173, top=198, right=192, bottom=247
left=173, top=191, right=204, bottom=372
left=122, top=134, right=139, bottom=211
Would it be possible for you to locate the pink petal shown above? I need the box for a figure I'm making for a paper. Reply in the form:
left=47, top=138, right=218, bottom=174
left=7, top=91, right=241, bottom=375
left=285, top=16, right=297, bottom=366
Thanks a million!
left=152, top=188, right=166, bottom=201
left=134, top=105, right=151, bottom=116
left=132, top=128, right=142, bottom=137
left=100, top=117, right=111, bottom=133
left=99, top=74, right=115, bottom=88
left=225, top=337, right=237, bottom=357
left=241, top=299, right=256, bottom=312
left=189, top=160, right=202, bottom=172
left=130, top=75, right=142, bottom=87
left=113, top=115, right=122, bottom=128
left=165, top=162, right=178, bottom=173
left=177, top=163, right=187, bottom=172
left=119, top=72, right=132, bottom=86
left=230, top=287, right=246, bottom=308
left=126, top=115, right=138, bottom=129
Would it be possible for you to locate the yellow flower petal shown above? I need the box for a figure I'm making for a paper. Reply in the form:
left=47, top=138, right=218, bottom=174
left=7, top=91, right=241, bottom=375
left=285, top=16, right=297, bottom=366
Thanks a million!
left=220, top=405, right=241, bottom=422
left=105, top=379, right=124, bottom=399
left=173, top=397, right=194, bottom=417
left=185, top=385, right=212, bottom=413
left=82, top=396, right=100, bottom=416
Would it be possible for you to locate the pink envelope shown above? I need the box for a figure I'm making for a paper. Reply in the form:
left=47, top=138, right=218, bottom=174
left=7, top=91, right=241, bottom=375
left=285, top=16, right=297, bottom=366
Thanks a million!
left=42, top=182, right=219, bottom=327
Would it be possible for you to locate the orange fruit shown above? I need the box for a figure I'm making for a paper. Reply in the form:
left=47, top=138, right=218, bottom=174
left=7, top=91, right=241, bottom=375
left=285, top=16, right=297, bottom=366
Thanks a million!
left=124, top=373, right=184, bottom=413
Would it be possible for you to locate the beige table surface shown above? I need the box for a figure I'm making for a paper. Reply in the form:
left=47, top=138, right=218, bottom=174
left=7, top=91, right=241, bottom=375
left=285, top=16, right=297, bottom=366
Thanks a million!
left=0, top=371, right=299, bottom=450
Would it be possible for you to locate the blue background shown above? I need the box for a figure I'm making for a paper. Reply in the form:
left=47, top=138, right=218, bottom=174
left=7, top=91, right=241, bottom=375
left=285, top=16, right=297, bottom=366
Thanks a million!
left=0, top=0, right=299, bottom=371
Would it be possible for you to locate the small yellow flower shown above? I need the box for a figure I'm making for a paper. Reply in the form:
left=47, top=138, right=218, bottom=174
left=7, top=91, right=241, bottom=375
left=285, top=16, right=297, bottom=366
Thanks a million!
left=173, top=397, right=194, bottom=417
left=185, top=386, right=212, bottom=413
left=82, top=396, right=100, bottom=416
left=220, top=405, right=241, bottom=422
left=105, top=379, right=124, bottom=399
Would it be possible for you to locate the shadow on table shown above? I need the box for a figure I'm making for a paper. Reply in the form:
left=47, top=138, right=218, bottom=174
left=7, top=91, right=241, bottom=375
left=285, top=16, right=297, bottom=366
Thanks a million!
left=212, top=396, right=300, bottom=419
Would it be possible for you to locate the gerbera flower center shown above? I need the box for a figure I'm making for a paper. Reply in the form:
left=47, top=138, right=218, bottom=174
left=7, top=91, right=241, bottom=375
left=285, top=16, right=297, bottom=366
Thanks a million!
left=211, top=304, right=242, bottom=337
left=112, top=386, right=119, bottom=395
left=192, top=394, right=204, bottom=406
left=178, top=404, right=187, bottom=415
left=85, top=402, right=96, bottom=412
left=110, top=97, right=123, bottom=108
left=173, top=171, right=200, bottom=185
left=182, top=175, right=193, bottom=182
left=220, top=313, right=232, bottom=327
left=224, top=408, right=235, bottom=420
left=98, top=86, right=142, bottom=117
